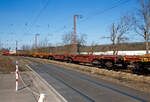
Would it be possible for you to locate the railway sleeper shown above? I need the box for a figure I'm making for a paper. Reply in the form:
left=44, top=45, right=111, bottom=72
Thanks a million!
left=66, top=58, right=73, bottom=63
left=92, top=59, right=101, bottom=66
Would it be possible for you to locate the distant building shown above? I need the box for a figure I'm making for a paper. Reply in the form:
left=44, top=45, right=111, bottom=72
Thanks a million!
left=9, top=49, right=16, bottom=54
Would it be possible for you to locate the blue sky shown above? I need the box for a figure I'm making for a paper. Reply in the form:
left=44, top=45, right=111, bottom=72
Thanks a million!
left=0, top=0, right=140, bottom=49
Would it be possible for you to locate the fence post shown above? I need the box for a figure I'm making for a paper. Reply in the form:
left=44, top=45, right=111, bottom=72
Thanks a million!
left=38, top=93, right=45, bottom=102
left=16, top=61, right=19, bottom=91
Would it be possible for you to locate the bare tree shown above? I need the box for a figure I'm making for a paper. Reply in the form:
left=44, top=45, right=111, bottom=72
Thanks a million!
left=62, top=32, right=74, bottom=45
left=77, top=34, right=87, bottom=54
left=110, top=23, right=117, bottom=55
left=22, top=45, right=31, bottom=51
left=87, top=41, right=98, bottom=54
left=0, top=41, right=2, bottom=49
left=62, top=32, right=87, bottom=54
left=135, top=0, right=150, bottom=53
left=109, top=16, right=132, bottom=55
left=62, top=32, right=73, bottom=54
left=38, top=38, right=49, bottom=48
left=21, top=44, right=32, bottom=54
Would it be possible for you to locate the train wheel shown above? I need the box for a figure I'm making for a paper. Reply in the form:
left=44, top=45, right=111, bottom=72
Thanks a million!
left=49, top=57, right=54, bottom=60
left=104, top=61, right=114, bottom=70
left=67, top=58, right=73, bottom=63
left=122, top=63, right=128, bottom=69
left=92, top=60, right=100, bottom=67
left=132, top=63, right=144, bottom=74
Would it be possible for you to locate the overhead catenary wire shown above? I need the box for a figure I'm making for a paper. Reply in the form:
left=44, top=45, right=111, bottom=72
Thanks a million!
left=21, top=0, right=131, bottom=48
left=31, top=0, right=50, bottom=27
left=24, top=0, right=50, bottom=35
left=24, top=0, right=130, bottom=35
left=53, top=0, right=131, bottom=34
left=20, top=0, right=50, bottom=49
left=80, top=0, right=131, bottom=23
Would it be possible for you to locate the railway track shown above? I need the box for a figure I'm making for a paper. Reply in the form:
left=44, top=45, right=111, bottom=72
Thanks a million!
left=3, top=51, right=150, bottom=75
left=12, top=56, right=150, bottom=102
left=18, top=56, right=150, bottom=76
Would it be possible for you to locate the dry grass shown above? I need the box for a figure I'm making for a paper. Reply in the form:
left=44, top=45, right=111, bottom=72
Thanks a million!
left=0, top=55, right=16, bottom=73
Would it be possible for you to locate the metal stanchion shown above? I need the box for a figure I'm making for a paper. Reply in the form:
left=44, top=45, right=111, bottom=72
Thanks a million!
left=16, top=61, right=19, bottom=91
left=38, top=93, right=45, bottom=102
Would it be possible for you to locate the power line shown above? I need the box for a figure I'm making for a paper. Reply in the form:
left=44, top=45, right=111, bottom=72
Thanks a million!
left=80, top=0, right=131, bottom=23
left=31, top=0, right=50, bottom=26
left=24, top=0, right=50, bottom=35
left=19, top=0, right=50, bottom=49
left=53, top=0, right=131, bottom=34
left=23, top=0, right=131, bottom=42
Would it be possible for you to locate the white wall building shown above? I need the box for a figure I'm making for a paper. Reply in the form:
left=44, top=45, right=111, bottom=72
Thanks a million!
left=81, top=50, right=147, bottom=55
left=9, top=49, right=16, bottom=54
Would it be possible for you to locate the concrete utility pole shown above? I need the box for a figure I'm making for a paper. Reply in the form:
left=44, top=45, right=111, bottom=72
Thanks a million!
left=0, top=41, right=2, bottom=50
left=73, top=14, right=82, bottom=55
left=73, top=15, right=77, bottom=55
left=35, top=34, right=40, bottom=53
left=6, top=40, right=8, bottom=50
left=16, top=40, right=18, bottom=53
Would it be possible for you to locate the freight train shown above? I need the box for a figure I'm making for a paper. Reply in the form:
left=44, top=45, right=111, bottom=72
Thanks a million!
left=2, top=51, right=150, bottom=74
